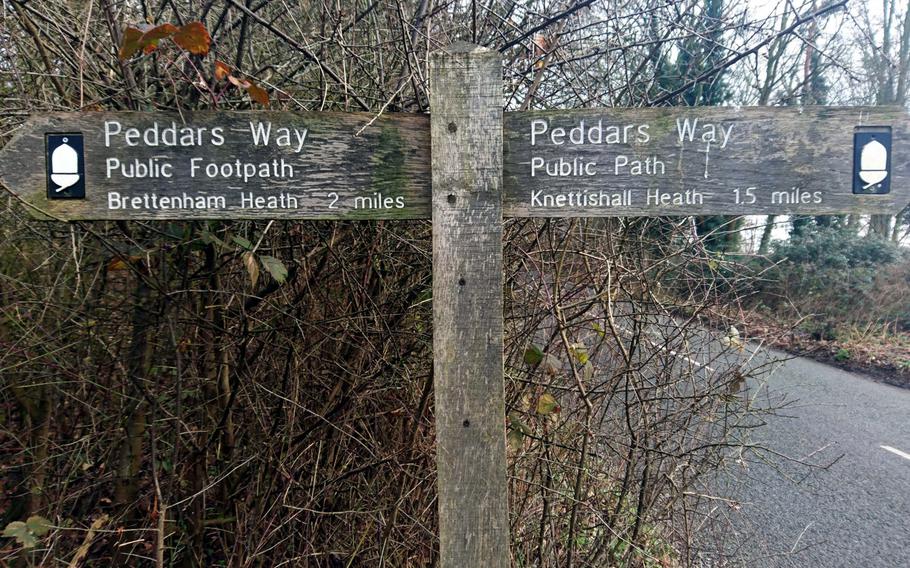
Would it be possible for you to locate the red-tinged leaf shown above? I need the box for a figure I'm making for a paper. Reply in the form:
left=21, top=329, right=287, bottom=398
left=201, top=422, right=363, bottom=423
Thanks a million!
left=214, top=60, right=231, bottom=81
left=138, top=23, right=178, bottom=49
left=172, top=21, right=211, bottom=55
left=246, top=83, right=269, bottom=105
left=142, top=40, right=160, bottom=55
left=536, top=393, right=560, bottom=415
left=119, top=26, right=144, bottom=60
left=228, top=75, right=250, bottom=89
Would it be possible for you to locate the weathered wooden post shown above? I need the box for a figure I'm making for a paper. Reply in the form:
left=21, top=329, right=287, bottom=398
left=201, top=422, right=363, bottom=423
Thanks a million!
left=429, top=42, right=510, bottom=567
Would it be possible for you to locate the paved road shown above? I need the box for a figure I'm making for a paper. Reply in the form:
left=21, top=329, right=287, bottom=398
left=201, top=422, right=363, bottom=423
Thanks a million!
left=703, top=351, right=910, bottom=567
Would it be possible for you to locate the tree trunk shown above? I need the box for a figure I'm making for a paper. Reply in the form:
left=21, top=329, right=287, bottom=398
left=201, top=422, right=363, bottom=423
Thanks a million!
left=114, top=277, right=154, bottom=509
left=870, top=214, right=892, bottom=238
left=758, top=215, right=776, bottom=254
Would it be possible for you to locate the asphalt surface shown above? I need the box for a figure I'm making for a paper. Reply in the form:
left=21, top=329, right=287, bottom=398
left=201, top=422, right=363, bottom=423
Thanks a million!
left=701, top=351, right=910, bottom=567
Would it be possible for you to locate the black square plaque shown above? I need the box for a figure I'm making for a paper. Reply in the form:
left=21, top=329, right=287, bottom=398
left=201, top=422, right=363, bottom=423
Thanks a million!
left=853, top=126, right=891, bottom=195
left=46, top=133, right=86, bottom=199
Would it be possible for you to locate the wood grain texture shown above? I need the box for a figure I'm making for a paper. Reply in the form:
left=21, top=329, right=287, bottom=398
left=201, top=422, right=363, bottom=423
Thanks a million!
left=503, top=106, right=910, bottom=216
left=0, top=111, right=430, bottom=220
left=3, top=107, right=909, bottom=220
left=430, top=42, right=510, bottom=568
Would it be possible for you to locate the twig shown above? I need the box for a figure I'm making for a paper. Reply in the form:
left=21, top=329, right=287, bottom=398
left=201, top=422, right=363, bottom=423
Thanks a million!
left=650, top=0, right=848, bottom=106
left=225, top=0, right=372, bottom=111
left=11, top=0, right=68, bottom=101
left=498, top=0, right=597, bottom=53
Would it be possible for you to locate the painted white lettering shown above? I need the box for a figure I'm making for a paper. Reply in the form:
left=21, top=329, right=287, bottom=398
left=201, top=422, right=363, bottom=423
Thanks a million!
left=551, top=127, right=566, bottom=145
left=647, top=188, right=704, bottom=206
left=529, top=189, right=632, bottom=208
left=108, top=191, right=225, bottom=210
left=124, top=128, right=140, bottom=146
left=106, top=157, right=120, bottom=178
left=193, top=158, right=294, bottom=182
left=637, top=124, right=650, bottom=144
left=771, top=187, right=823, bottom=205
left=677, top=118, right=734, bottom=149
left=249, top=121, right=272, bottom=145
left=614, top=155, right=665, bottom=176
left=677, top=118, right=699, bottom=143
left=240, top=192, right=300, bottom=209
left=530, top=119, right=548, bottom=146
left=104, top=121, right=122, bottom=147
left=569, top=121, right=585, bottom=144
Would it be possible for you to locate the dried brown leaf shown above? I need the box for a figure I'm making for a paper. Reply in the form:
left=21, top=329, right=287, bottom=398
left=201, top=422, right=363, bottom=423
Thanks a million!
left=119, top=26, right=144, bottom=60
left=214, top=60, right=231, bottom=81
left=172, top=21, right=211, bottom=55
left=138, top=23, right=178, bottom=48
left=246, top=83, right=269, bottom=105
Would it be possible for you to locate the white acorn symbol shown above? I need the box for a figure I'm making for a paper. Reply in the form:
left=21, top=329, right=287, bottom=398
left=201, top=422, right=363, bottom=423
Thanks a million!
left=859, top=138, right=888, bottom=189
left=51, top=138, right=80, bottom=192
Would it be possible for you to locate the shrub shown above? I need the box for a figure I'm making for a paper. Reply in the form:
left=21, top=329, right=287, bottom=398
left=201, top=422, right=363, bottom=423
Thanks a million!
left=756, top=226, right=908, bottom=334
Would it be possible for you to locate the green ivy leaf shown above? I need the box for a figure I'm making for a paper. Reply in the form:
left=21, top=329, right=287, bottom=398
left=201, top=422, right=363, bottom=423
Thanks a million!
left=200, top=230, right=226, bottom=248
left=3, top=521, right=37, bottom=548
left=26, top=516, right=51, bottom=537
left=232, top=235, right=253, bottom=250
left=509, top=413, right=533, bottom=435
left=2, top=521, right=26, bottom=538
left=507, top=429, right=524, bottom=451
left=506, top=413, right=533, bottom=451
left=523, top=345, right=544, bottom=366
left=259, top=255, right=288, bottom=284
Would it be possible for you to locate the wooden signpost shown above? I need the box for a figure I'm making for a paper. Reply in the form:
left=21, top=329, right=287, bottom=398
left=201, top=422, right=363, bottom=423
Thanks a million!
left=2, top=42, right=909, bottom=567
left=3, top=108, right=908, bottom=222
left=4, top=111, right=431, bottom=221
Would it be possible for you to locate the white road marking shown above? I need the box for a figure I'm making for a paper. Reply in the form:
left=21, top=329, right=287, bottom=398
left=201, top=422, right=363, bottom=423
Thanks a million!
left=880, top=445, right=910, bottom=461
left=616, top=325, right=716, bottom=373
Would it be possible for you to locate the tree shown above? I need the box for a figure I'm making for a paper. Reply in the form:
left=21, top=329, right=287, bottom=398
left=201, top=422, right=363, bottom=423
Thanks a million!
left=656, top=0, right=744, bottom=252
left=752, top=1, right=845, bottom=249
left=859, top=0, right=910, bottom=238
